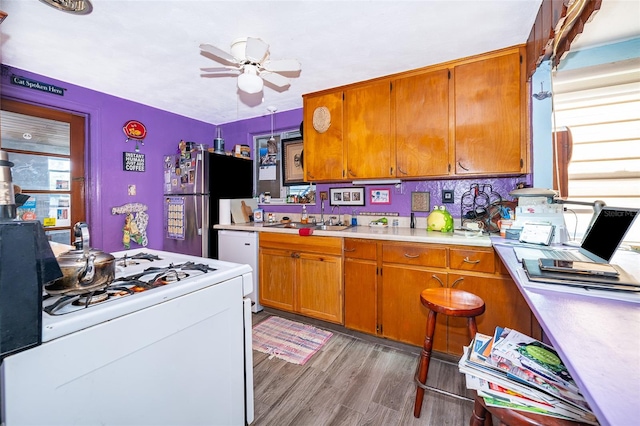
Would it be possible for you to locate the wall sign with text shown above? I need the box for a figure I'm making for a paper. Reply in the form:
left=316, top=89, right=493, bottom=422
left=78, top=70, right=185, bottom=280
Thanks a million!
left=123, top=152, right=145, bottom=172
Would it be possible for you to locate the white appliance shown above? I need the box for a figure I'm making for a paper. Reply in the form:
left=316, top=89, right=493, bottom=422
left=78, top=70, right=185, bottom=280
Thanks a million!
left=0, top=248, right=254, bottom=425
left=218, top=230, right=263, bottom=313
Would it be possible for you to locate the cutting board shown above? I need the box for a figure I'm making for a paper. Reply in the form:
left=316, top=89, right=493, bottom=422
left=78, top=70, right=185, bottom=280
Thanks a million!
left=230, top=198, right=258, bottom=223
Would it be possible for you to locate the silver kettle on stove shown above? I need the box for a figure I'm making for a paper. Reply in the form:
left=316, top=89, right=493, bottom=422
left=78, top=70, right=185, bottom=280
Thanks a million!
left=45, top=222, right=116, bottom=295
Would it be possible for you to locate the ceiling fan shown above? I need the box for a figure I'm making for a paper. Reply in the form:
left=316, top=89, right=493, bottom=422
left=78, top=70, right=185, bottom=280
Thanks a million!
left=200, top=37, right=301, bottom=94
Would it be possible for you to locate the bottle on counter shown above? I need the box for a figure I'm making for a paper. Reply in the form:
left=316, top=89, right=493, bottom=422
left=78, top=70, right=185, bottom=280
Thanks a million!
left=300, top=204, right=308, bottom=224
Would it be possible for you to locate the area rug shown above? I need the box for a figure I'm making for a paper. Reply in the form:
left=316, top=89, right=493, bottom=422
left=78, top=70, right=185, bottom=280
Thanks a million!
left=252, top=316, right=333, bottom=365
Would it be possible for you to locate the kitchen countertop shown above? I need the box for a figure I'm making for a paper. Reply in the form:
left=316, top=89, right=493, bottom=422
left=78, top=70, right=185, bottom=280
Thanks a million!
left=493, top=240, right=640, bottom=425
left=214, top=223, right=492, bottom=247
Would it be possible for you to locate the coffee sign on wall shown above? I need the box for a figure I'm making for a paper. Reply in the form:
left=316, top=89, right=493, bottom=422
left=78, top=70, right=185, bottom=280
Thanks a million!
left=123, top=152, right=145, bottom=172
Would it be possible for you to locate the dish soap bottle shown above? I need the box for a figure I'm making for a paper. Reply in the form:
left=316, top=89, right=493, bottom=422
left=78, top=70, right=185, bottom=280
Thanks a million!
left=300, top=205, right=308, bottom=224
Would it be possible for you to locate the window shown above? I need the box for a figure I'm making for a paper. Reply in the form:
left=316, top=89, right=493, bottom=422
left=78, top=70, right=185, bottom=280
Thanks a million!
left=254, top=129, right=314, bottom=202
left=1, top=100, right=86, bottom=244
left=552, top=58, right=640, bottom=241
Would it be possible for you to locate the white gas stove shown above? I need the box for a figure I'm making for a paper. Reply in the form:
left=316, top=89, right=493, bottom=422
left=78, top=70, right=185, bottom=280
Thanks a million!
left=2, top=248, right=255, bottom=425
left=41, top=248, right=253, bottom=342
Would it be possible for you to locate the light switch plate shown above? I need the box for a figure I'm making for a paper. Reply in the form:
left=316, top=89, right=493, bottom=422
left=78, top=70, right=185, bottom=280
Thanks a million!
left=442, top=189, right=454, bottom=204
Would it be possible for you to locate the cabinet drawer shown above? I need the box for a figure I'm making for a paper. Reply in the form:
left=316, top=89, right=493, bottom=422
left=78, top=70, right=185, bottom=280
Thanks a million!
left=344, top=238, right=377, bottom=260
left=449, top=248, right=495, bottom=273
left=382, top=242, right=447, bottom=268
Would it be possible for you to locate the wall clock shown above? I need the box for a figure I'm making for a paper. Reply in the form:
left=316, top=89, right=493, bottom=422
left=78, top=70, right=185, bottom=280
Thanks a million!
left=312, top=106, right=331, bottom=133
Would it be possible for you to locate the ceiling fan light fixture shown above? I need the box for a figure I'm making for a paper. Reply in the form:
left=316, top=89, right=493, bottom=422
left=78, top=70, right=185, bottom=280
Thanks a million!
left=237, top=65, right=263, bottom=94
left=39, top=0, right=93, bottom=14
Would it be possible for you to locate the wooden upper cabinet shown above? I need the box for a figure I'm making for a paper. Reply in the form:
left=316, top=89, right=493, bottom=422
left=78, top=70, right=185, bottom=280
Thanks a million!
left=303, top=90, right=344, bottom=182
left=345, top=81, right=394, bottom=179
left=453, top=49, right=524, bottom=175
left=394, top=69, right=450, bottom=178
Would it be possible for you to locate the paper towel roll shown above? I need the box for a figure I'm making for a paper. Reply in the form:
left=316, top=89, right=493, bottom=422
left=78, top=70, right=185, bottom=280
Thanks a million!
left=219, top=199, right=231, bottom=225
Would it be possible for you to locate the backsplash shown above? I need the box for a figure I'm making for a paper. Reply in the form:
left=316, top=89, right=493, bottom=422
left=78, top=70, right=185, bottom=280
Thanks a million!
left=261, top=175, right=532, bottom=220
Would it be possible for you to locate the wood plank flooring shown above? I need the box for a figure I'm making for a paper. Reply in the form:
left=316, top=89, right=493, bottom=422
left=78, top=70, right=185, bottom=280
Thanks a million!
left=251, top=309, right=477, bottom=426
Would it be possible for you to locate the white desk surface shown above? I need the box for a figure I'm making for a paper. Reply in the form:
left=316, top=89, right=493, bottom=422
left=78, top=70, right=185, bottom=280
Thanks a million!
left=493, top=239, right=640, bottom=426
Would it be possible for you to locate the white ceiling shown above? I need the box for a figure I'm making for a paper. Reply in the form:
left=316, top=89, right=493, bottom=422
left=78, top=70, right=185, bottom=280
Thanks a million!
left=1, top=0, right=638, bottom=125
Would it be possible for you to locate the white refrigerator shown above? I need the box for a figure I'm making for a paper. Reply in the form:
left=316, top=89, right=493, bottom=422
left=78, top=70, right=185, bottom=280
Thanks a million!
left=218, top=230, right=263, bottom=313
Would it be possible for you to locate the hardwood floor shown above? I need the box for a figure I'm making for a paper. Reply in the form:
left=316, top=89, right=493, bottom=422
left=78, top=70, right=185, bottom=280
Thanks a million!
left=251, top=309, right=477, bottom=426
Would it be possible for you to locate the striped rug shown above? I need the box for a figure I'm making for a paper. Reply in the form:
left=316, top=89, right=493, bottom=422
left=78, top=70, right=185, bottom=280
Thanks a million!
left=252, top=316, right=333, bottom=365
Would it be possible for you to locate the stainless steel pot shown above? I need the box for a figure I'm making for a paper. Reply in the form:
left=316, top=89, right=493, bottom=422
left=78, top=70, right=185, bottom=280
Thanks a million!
left=45, top=222, right=116, bottom=295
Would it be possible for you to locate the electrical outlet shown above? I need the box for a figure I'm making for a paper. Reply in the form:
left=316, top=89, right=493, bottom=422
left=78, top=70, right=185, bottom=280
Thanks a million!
left=442, top=189, right=454, bottom=204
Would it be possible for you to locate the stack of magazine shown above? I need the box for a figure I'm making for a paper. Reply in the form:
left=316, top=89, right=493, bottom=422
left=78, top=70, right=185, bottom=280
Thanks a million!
left=459, top=326, right=598, bottom=424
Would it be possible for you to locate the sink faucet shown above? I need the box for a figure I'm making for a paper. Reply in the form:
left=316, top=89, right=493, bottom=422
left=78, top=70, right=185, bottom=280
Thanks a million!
left=319, top=200, right=325, bottom=225
left=331, top=205, right=341, bottom=226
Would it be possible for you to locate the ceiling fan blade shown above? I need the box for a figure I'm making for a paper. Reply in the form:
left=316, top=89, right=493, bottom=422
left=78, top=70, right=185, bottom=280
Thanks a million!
left=245, top=37, right=269, bottom=63
left=260, top=71, right=290, bottom=89
left=200, top=66, right=240, bottom=73
left=199, top=43, right=239, bottom=64
left=263, top=59, right=301, bottom=73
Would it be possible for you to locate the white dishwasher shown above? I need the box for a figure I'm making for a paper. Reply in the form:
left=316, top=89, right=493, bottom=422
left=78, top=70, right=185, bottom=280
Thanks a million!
left=218, top=230, right=263, bottom=312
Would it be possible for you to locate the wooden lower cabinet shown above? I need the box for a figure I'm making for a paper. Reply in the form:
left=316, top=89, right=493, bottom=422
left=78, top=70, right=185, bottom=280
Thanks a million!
left=380, top=265, right=447, bottom=351
left=298, top=253, right=343, bottom=323
left=342, top=239, right=540, bottom=356
left=448, top=273, right=534, bottom=353
left=259, top=233, right=344, bottom=324
left=344, top=239, right=378, bottom=334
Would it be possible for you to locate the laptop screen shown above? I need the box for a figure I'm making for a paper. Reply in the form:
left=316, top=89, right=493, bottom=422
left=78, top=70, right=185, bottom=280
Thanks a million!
left=581, top=207, right=639, bottom=261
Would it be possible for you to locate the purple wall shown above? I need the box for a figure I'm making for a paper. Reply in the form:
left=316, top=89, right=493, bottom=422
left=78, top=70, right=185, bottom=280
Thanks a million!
left=2, top=66, right=217, bottom=252
left=2, top=65, right=531, bottom=253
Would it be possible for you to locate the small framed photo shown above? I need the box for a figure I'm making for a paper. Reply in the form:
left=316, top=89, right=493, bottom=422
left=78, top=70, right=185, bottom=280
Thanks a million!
left=281, top=138, right=305, bottom=186
left=329, top=187, right=365, bottom=206
left=370, top=188, right=391, bottom=204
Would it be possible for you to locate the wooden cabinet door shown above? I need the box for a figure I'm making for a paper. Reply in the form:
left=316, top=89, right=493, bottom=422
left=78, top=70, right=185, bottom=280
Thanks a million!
left=344, top=238, right=379, bottom=334
left=345, top=81, right=394, bottom=179
left=298, top=252, right=343, bottom=324
left=453, top=50, right=523, bottom=175
left=259, top=247, right=295, bottom=312
left=380, top=264, right=447, bottom=350
left=395, top=69, right=450, bottom=177
left=344, top=258, right=377, bottom=334
left=447, top=273, right=532, bottom=355
left=303, top=91, right=344, bottom=181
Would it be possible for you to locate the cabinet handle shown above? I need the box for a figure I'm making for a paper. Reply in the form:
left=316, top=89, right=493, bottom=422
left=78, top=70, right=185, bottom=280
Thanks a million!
left=463, top=257, right=481, bottom=264
left=348, top=169, right=357, bottom=177
left=307, top=172, right=315, bottom=179
left=451, top=277, right=464, bottom=288
left=344, top=247, right=356, bottom=252
left=431, top=274, right=445, bottom=287
left=397, top=166, right=408, bottom=175
left=457, top=161, right=469, bottom=171
left=291, top=252, right=300, bottom=258
left=403, top=253, right=420, bottom=259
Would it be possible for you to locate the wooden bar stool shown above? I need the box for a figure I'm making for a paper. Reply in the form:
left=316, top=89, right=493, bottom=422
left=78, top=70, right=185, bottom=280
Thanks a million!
left=470, top=394, right=591, bottom=426
left=414, top=287, right=486, bottom=418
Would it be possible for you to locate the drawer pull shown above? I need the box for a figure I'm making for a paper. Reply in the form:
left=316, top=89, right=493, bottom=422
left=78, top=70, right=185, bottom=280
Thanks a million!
left=451, top=277, right=464, bottom=288
left=463, top=257, right=480, bottom=264
left=404, top=253, right=420, bottom=259
left=344, top=248, right=356, bottom=252
left=291, top=252, right=300, bottom=258
left=431, top=274, right=445, bottom=287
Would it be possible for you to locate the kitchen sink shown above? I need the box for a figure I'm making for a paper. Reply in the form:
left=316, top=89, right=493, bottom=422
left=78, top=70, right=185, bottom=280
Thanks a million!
left=314, top=224, right=352, bottom=231
left=267, top=222, right=316, bottom=229
left=266, top=222, right=352, bottom=231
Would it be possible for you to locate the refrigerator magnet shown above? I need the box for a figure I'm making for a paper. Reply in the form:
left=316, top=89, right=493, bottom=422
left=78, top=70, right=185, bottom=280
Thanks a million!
left=254, top=208, right=264, bottom=223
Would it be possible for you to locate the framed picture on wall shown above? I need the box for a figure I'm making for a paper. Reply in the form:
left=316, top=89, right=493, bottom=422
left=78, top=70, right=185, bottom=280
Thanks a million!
left=329, top=187, right=365, bottom=206
left=281, top=138, right=304, bottom=186
left=370, top=188, right=391, bottom=204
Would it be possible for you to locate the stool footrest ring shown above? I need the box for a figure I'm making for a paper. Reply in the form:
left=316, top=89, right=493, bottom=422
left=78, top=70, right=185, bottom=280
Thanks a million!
left=414, top=367, right=473, bottom=402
